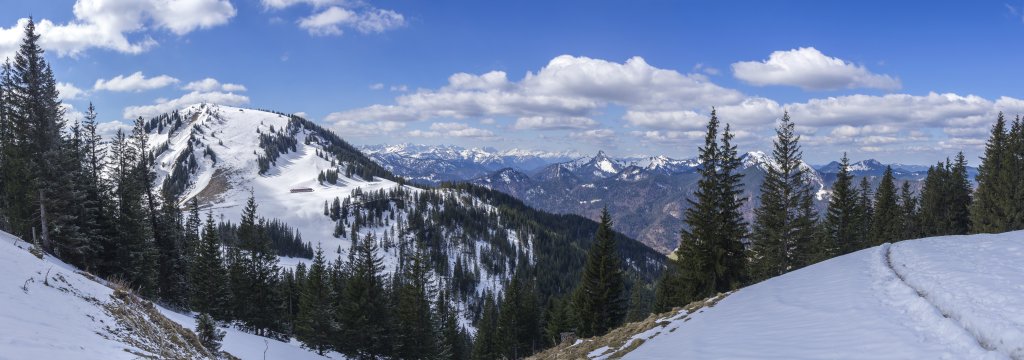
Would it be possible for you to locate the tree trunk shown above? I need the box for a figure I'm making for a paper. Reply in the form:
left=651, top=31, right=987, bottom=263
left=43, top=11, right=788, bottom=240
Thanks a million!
left=38, top=188, right=50, bottom=253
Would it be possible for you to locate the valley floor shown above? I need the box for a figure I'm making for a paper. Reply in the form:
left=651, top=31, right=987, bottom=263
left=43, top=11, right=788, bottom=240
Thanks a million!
left=553, top=232, right=1024, bottom=359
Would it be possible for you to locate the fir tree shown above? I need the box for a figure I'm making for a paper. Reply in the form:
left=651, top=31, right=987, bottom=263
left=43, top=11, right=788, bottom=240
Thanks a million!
left=472, top=294, right=500, bottom=360
left=823, top=153, right=860, bottom=256
left=191, top=211, right=228, bottom=318
left=869, top=166, right=901, bottom=246
left=749, top=112, right=818, bottom=281
left=897, top=181, right=919, bottom=240
left=949, top=152, right=973, bottom=234
left=498, top=272, right=541, bottom=358
left=340, top=233, right=391, bottom=358
left=195, top=312, right=225, bottom=356
left=295, top=246, right=333, bottom=355
left=392, top=246, right=438, bottom=359
left=572, top=207, right=625, bottom=337
left=972, top=113, right=1014, bottom=233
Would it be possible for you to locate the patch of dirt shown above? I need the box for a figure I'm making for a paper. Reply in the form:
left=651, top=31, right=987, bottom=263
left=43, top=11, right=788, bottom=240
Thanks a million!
left=528, top=292, right=732, bottom=360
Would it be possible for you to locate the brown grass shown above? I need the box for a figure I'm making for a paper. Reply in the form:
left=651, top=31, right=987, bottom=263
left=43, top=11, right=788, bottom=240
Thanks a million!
left=528, top=292, right=732, bottom=360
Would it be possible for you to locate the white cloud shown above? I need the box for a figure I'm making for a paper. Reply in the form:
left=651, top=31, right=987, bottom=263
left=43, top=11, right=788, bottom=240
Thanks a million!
left=570, top=129, right=615, bottom=140
left=123, top=91, right=249, bottom=119
left=514, top=116, right=597, bottom=130
left=369, top=83, right=384, bottom=90
left=334, top=119, right=406, bottom=136
left=0, top=0, right=235, bottom=59
left=94, top=72, right=179, bottom=92
left=328, top=55, right=743, bottom=128
left=96, top=119, right=133, bottom=139
left=57, top=82, right=86, bottom=100
left=183, top=78, right=247, bottom=92
left=261, top=0, right=340, bottom=9
left=297, top=6, right=405, bottom=36
left=732, top=47, right=900, bottom=90
left=410, top=122, right=496, bottom=138
left=390, top=84, right=408, bottom=92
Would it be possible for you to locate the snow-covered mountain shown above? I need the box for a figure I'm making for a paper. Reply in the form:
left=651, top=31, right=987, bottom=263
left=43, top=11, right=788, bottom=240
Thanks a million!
left=536, top=231, right=1024, bottom=359
left=144, top=104, right=664, bottom=327
left=0, top=229, right=329, bottom=359
left=358, top=143, right=577, bottom=184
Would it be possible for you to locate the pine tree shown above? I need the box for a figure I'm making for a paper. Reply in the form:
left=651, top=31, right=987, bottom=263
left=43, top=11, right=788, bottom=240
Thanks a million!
left=195, top=312, right=225, bottom=355
left=436, top=289, right=468, bottom=360
left=156, top=194, right=189, bottom=308
left=869, top=166, right=901, bottom=246
left=340, top=233, right=391, bottom=358
left=897, top=181, right=919, bottom=240
left=498, top=272, right=541, bottom=358
left=824, top=153, right=859, bottom=256
left=949, top=152, right=973, bottom=234
left=855, top=177, right=874, bottom=250
left=295, top=246, right=333, bottom=355
left=571, top=207, right=625, bottom=337
left=972, top=113, right=1013, bottom=233
left=393, top=246, right=438, bottom=359
left=749, top=112, right=818, bottom=281
left=472, top=294, right=500, bottom=360
left=191, top=211, right=228, bottom=318
left=109, top=129, right=158, bottom=295
left=659, top=110, right=747, bottom=308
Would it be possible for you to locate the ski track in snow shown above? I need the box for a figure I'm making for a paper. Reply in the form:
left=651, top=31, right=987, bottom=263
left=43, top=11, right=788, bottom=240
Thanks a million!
left=623, top=232, right=1024, bottom=359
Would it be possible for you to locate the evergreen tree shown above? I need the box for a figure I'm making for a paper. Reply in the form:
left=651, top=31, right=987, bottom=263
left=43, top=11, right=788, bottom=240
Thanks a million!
left=109, top=129, right=158, bottom=295
left=472, top=294, right=500, bottom=360
left=498, top=272, right=541, bottom=359
left=855, top=177, right=874, bottom=250
left=191, top=211, right=228, bottom=318
left=824, top=153, right=860, bottom=256
left=972, top=113, right=1014, bottom=233
left=749, top=112, right=818, bottom=281
left=659, top=110, right=747, bottom=307
left=340, top=233, right=391, bottom=358
left=869, top=166, right=901, bottom=246
left=436, top=289, right=468, bottom=360
left=897, top=181, right=919, bottom=240
left=295, top=246, right=333, bottom=355
left=156, top=194, right=189, bottom=308
left=195, top=312, right=225, bottom=356
left=949, top=152, right=973, bottom=234
left=572, top=207, right=625, bottom=337
left=393, top=246, right=438, bottom=359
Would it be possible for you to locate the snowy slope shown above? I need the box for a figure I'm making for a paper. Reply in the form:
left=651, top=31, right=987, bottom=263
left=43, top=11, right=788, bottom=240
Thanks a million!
left=0, top=230, right=334, bottom=360
left=563, top=232, right=1024, bottom=359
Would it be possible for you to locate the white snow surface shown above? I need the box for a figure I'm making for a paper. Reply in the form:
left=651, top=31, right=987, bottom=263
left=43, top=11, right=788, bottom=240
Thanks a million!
left=0, top=230, right=335, bottom=360
left=623, top=231, right=1024, bottom=359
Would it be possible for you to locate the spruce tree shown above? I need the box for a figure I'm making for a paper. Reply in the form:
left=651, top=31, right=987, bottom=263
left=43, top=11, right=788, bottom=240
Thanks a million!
left=571, top=207, right=625, bottom=337
left=195, top=312, right=225, bottom=355
left=295, top=246, right=333, bottom=355
left=824, top=153, right=859, bottom=256
left=869, top=166, right=901, bottom=246
left=855, top=177, right=874, bottom=250
left=191, top=211, right=228, bottom=319
left=949, top=152, right=973, bottom=234
left=897, top=181, right=919, bottom=240
left=472, top=294, right=500, bottom=360
left=393, top=246, right=438, bottom=359
left=749, top=112, right=818, bottom=281
left=340, top=233, right=391, bottom=358
left=972, top=113, right=1013, bottom=233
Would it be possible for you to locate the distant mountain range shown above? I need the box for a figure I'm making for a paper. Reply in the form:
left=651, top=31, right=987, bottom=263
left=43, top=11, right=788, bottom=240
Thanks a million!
left=364, top=144, right=976, bottom=253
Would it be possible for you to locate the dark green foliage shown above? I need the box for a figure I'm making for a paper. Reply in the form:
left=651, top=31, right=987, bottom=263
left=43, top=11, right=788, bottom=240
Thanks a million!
left=658, top=110, right=747, bottom=308
left=919, top=154, right=972, bottom=237
left=869, top=166, right=901, bottom=246
left=191, top=212, right=228, bottom=319
left=498, top=272, right=542, bottom=358
left=295, top=247, right=334, bottom=355
left=392, top=247, right=438, bottom=359
left=472, top=294, right=500, bottom=360
left=195, top=312, right=225, bottom=355
left=339, top=233, right=391, bottom=358
left=749, top=112, right=818, bottom=282
left=898, top=181, right=919, bottom=240
left=572, top=208, right=626, bottom=337
left=823, top=153, right=860, bottom=257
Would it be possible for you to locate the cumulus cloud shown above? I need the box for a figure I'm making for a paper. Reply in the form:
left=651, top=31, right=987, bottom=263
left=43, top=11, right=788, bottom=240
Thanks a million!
left=514, top=116, right=597, bottom=130
left=328, top=55, right=743, bottom=129
left=94, top=72, right=179, bottom=92
left=0, top=0, right=235, bottom=59
left=732, top=47, right=900, bottom=90
left=294, top=5, right=405, bottom=36
left=409, top=122, right=496, bottom=138
left=57, top=82, right=87, bottom=100
left=123, top=91, right=249, bottom=119
left=183, top=78, right=247, bottom=92
left=570, top=129, right=615, bottom=140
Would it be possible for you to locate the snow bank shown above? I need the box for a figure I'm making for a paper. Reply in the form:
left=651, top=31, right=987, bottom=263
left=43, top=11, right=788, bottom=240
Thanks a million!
left=622, top=232, right=1024, bottom=359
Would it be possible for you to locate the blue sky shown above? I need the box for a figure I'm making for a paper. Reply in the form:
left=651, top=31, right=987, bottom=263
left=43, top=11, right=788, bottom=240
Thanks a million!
left=2, top=0, right=1023, bottom=164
